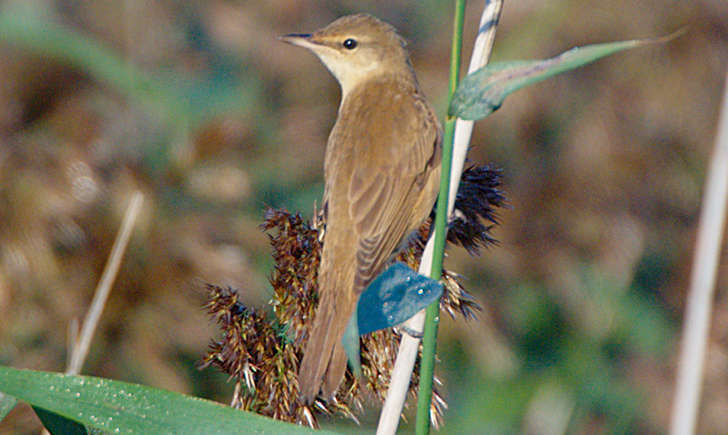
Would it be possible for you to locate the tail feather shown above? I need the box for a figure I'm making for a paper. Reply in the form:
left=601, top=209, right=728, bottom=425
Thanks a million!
left=298, top=291, right=339, bottom=403
left=321, top=342, right=349, bottom=399
left=299, top=266, right=358, bottom=403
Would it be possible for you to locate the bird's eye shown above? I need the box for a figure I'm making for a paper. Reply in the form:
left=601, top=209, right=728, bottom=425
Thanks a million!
left=342, top=38, right=358, bottom=50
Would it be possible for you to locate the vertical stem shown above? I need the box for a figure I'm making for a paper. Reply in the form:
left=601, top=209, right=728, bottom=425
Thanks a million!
left=415, top=1, right=466, bottom=433
left=446, top=4, right=466, bottom=100
left=670, top=71, right=728, bottom=435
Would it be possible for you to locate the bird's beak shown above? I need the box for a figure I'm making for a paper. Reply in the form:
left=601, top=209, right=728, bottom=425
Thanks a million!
left=279, top=33, right=319, bottom=50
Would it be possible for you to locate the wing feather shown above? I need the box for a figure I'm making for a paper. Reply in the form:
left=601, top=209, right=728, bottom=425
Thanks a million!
left=345, top=85, right=441, bottom=292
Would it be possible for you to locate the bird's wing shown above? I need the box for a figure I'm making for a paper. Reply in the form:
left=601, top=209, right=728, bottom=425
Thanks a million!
left=347, top=94, right=441, bottom=291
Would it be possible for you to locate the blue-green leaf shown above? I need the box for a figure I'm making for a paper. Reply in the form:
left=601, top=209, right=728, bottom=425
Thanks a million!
left=343, top=263, right=443, bottom=374
left=0, top=366, right=320, bottom=434
left=356, top=262, right=444, bottom=336
left=449, top=32, right=682, bottom=120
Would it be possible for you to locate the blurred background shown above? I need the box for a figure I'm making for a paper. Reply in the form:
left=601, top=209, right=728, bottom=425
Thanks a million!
left=0, top=0, right=726, bottom=433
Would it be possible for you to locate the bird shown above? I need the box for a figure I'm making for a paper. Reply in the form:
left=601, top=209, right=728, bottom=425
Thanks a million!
left=280, top=13, right=442, bottom=404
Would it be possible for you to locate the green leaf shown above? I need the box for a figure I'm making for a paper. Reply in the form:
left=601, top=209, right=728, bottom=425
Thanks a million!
left=33, top=407, right=88, bottom=435
left=449, top=32, right=682, bottom=120
left=0, top=366, right=319, bottom=434
left=356, top=262, right=444, bottom=336
left=0, top=392, right=17, bottom=421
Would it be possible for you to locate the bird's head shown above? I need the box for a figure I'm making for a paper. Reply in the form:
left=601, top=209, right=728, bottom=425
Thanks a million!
left=280, top=14, right=413, bottom=97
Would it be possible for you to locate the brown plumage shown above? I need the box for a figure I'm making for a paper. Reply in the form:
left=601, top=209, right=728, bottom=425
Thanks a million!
left=281, top=14, right=441, bottom=404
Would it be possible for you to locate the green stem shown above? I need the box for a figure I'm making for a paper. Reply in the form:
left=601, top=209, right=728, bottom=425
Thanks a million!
left=415, top=0, right=466, bottom=433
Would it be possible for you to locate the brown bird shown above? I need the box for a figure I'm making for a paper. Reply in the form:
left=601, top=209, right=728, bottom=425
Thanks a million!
left=281, top=14, right=442, bottom=404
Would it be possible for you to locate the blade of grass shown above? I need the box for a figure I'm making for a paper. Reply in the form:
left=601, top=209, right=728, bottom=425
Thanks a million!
left=450, top=30, right=684, bottom=121
left=0, top=366, right=319, bottom=434
left=66, top=192, right=144, bottom=375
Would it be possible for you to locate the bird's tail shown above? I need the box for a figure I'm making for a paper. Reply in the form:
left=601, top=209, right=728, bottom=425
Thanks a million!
left=298, top=262, right=357, bottom=403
